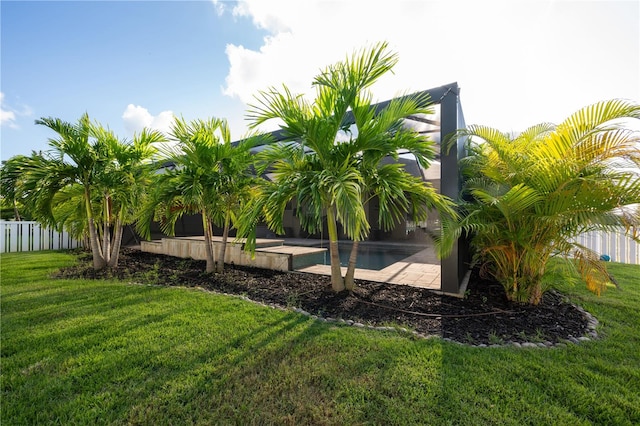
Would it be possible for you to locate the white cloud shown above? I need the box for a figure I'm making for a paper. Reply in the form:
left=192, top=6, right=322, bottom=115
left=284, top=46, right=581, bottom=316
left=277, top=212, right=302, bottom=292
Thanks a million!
left=220, top=0, right=640, bottom=133
left=0, top=110, right=17, bottom=128
left=122, top=104, right=174, bottom=136
left=222, top=2, right=386, bottom=104
left=0, top=109, right=16, bottom=127
left=230, top=0, right=295, bottom=33
left=210, top=0, right=226, bottom=17
left=1, top=92, right=31, bottom=129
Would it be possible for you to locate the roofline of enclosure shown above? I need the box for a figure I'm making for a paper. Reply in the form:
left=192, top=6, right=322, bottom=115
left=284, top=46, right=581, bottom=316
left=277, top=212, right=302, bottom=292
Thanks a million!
left=234, top=82, right=460, bottom=146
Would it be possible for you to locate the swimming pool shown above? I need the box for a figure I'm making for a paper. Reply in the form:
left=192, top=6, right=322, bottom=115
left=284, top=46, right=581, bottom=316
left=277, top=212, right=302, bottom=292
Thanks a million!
left=292, top=242, right=425, bottom=271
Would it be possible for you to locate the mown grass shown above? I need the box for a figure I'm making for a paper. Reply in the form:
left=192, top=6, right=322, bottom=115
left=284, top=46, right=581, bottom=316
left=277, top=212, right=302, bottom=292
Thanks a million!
left=2, top=251, right=639, bottom=425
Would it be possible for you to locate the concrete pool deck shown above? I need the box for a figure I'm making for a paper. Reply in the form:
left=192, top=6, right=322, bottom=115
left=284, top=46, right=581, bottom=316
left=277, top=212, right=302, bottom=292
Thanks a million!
left=293, top=247, right=441, bottom=290
left=278, top=238, right=442, bottom=291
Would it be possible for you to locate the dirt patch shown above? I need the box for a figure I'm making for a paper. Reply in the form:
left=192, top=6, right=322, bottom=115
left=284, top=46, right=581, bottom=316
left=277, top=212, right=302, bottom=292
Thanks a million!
left=53, top=248, right=592, bottom=346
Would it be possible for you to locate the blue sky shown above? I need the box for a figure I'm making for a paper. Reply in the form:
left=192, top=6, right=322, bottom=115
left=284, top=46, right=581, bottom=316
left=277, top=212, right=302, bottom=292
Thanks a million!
left=2, top=0, right=639, bottom=161
left=1, top=1, right=266, bottom=160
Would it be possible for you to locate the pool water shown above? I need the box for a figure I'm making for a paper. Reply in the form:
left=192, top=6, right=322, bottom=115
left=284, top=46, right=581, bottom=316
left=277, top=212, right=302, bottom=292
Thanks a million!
left=293, top=243, right=424, bottom=271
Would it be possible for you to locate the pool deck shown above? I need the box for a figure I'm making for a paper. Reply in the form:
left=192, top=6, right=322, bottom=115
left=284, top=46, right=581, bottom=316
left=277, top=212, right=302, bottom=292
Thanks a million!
left=294, top=250, right=441, bottom=290
left=283, top=239, right=441, bottom=291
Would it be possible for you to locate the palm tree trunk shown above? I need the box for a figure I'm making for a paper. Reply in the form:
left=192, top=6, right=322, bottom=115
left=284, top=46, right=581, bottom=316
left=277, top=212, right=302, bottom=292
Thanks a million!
left=107, top=214, right=124, bottom=268
left=326, top=206, right=345, bottom=292
left=217, top=210, right=231, bottom=273
left=87, top=218, right=107, bottom=269
left=84, top=188, right=106, bottom=269
left=102, top=194, right=111, bottom=263
left=344, top=217, right=363, bottom=290
left=344, top=239, right=360, bottom=291
left=202, top=212, right=215, bottom=273
left=13, top=200, right=21, bottom=221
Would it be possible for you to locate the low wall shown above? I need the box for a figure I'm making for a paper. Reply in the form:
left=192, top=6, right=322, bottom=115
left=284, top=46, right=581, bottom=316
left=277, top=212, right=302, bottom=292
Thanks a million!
left=141, top=237, right=291, bottom=271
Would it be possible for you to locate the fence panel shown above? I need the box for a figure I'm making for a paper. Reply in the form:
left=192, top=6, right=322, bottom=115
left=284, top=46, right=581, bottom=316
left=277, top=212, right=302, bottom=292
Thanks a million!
left=1, top=221, right=82, bottom=253
left=574, top=229, right=639, bottom=265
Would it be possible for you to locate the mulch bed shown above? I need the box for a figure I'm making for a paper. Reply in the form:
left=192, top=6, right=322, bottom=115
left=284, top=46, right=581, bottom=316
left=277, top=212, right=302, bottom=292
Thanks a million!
left=52, top=248, right=592, bottom=346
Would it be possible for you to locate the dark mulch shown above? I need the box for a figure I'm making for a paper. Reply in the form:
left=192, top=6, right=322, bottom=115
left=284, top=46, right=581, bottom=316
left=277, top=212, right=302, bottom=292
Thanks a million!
left=53, top=248, right=591, bottom=345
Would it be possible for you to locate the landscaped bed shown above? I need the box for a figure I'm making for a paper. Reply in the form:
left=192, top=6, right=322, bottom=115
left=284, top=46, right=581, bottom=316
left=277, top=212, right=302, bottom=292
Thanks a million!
left=54, top=248, right=591, bottom=346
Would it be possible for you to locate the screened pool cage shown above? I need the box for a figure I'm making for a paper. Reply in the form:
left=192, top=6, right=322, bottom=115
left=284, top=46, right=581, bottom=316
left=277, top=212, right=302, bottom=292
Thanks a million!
left=144, top=82, right=469, bottom=294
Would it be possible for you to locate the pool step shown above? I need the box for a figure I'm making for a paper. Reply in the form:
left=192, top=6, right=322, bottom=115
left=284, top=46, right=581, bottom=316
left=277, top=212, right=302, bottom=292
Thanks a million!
left=256, top=245, right=328, bottom=270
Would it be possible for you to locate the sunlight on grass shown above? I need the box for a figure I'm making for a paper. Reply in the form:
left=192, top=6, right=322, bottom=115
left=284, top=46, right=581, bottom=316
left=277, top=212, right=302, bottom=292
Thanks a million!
left=2, top=251, right=639, bottom=425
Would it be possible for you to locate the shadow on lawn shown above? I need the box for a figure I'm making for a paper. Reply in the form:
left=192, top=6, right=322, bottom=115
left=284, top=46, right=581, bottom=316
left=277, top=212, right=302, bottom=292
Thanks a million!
left=52, top=248, right=591, bottom=347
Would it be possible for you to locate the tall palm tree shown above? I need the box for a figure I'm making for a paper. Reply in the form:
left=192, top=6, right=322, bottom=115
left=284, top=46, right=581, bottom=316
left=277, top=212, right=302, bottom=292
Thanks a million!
left=95, top=127, right=165, bottom=267
left=245, top=42, right=455, bottom=291
left=451, top=99, right=640, bottom=304
left=342, top=149, right=454, bottom=290
left=338, top=90, right=457, bottom=289
left=137, top=116, right=256, bottom=273
left=12, top=114, right=162, bottom=269
left=17, top=114, right=108, bottom=269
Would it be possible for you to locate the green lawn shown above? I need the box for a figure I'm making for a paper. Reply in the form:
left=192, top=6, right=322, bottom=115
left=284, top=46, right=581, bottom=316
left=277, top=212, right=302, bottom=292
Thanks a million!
left=2, top=251, right=639, bottom=425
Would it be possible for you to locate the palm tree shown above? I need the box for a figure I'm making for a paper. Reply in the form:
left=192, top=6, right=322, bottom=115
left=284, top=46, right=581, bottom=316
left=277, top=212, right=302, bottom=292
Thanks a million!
left=343, top=147, right=454, bottom=290
left=451, top=99, right=640, bottom=304
left=338, top=88, right=458, bottom=289
left=1, top=155, right=31, bottom=220
left=245, top=42, right=455, bottom=291
left=137, top=116, right=256, bottom=273
left=95, top=127, right=165, bottom=267
left=12, top=114, right=162, bottom=269
left=16, top=114, right=108, bottom=269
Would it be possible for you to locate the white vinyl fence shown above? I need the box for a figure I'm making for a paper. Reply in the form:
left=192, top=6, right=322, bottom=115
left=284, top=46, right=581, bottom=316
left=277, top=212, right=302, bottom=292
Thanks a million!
left=0, top=221, right=83, bottom=253
left=573, top=229, right=639, bottom=265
